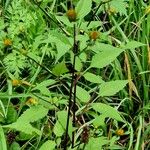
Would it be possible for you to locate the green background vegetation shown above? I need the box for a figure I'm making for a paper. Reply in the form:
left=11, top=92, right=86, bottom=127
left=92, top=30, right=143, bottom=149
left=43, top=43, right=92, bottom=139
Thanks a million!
left=0, top=0, right=150, bottom=149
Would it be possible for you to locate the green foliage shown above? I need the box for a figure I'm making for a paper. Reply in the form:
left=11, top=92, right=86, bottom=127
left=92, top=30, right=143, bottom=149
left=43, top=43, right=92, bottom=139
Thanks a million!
left=0, top=0, right=149, bottom=149
left=122, top=41, right=146, bottom=50
left=76, top=0, right=92, bottom=20
left=76, top=86, right=90, bottom=103
left=84, top=72, right=104, bottom=84
left=0, top=126, right=7, bottom=150
left=52, top=61, right=69, bottom=76
left=91, top=103, right=124, bottom=122
left=57, top=111, right=72, bottom=139
left=39, top=140, right=56, bottom=150
left=32, top=79, right=56, bottom=96
left=9, top=142, right=21, bottom=150
left=99, top=80, right=128, bottom=97
left=85, top=137, right=109, bottom=150
left=4, top=105, right=48, bottom=135
left=53, top=121, right=64, bottom=137
left=91, top=45, right=124, bottom=68
left=109, top=0, right=128, bottom=16
left=3, top=53, right=27, bottom=77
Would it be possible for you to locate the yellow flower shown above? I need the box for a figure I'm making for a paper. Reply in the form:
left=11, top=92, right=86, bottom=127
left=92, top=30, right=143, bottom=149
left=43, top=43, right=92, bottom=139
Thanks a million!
left=66, top=9, right=77, bottom=22
left=26, top=97, right=38, bottom=105
left=89, top=31, right=99, bottom=40
left=12, top=79, right=21, bottom=86
left=116, top=129, right=124, bottom=136
left=3, top=39, right=12, bottom=46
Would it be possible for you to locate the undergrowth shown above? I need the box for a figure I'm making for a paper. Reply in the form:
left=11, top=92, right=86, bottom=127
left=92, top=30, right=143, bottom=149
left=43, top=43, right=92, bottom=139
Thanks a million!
left=0, top=0, right=150, bottom=150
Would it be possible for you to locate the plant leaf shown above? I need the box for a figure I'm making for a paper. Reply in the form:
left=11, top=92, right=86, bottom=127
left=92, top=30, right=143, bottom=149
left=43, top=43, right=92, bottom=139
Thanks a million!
left=5, top=122, right=41, bottom=135
left=18, top=105, right=48, bottom=123
left=84, top=72, right=104, bottom=83
left=33, top=80, right=56, bottom=90
left=57, top=111, right=72, bottom=139
left=91, top=47, right=123, bottom=68
left=9, top=142, right=21, bottom=150
left=0, top=126, right=7, bottom=150
left=99, top=80, right=128, bottom=97
left=93, top=114, right=106, bottom=127
left=32, top=79, right=56, bottom=96
left=39, top=140, right=56, bottom=150
left=91, top=103, right=124, bottom=122
left=53, top=121, right=64, bottom=137
left=52, top=61, right=69, bottom=76
left=55, top=41, right=71, bottom=63
left=76, top=86, right=90, bottom=102
left=110, top=0, right=127, bottom=16
left=4, top=105, right=48, bottom=135
left=123, top=41, right=146, bottom=50
left=85, top=137, right=109, bottom=150
left=76, top=0, right=92, bottom=20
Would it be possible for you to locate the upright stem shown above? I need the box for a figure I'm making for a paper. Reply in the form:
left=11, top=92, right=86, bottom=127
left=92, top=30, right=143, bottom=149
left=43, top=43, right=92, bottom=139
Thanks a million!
left=64, top=24, right=77, bottom=150
left=72, top=76, right=77, bottom=148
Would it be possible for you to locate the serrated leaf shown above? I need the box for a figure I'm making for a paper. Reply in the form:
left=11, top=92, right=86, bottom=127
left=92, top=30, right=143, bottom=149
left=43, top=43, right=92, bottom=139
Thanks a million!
left=110, top=0, right=127, bottom=16
left=18, top=132, right=33, bottom=141
left=99, top=80, right=128, bottom=97
left=18, top=105, right=48, bottom=123
left=93, top=114, right=106, bottom=127
left=32, top=79, right=55, bottom=96
left=85, top=137, right=109, bottom=150
left=51, top=31, right=71, bottom=46
left=76, top=0, right=92, bottom=20
left=123, top=41, right=145, bottom=50
left=33, top=80, right=56, bottom=90
left=52, top=61, right=69, bottom=76
left=4, top=105, right=48, bottom=135
left=91, top=47, right=123, bottom=68
left=57, top=111, right=72, bottom=139
left=92, top=43, right=122, bottom=52
left=6, top=105, right=17, bottom=123
left=53, top=121, right=64, bottom=137
left=39, top=140, right=56, bottom=150
left=6, top=122, right=41, bottom=135
left=75, top=56, right=83, bottom=71
left=81, top=21, right=102, bottom=30
left=0, top=126, right=7, bottom=150
left=76, top=86, right=90, bottom=102
left=91, top=103, right=124, bottom=122
left=56, top=16, right=73, bottom=27
left=84, top=72, right=104, bottom=83
left=55, top=41, right=70, bottom=63
left=71, top=54, right=83, bottom=71
left=10, top=142, right=21, bottom=150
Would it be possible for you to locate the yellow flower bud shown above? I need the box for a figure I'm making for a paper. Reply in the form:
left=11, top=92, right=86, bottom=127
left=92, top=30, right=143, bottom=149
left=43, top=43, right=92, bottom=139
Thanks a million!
left=108, top=7, right=117, bottom=15
left=3, top=39, right=12, bottom=46
left=12, top=79, right=21, bottom=86
left=26, top=97, right=38, bottom=105
left=115, top=129, right=124, bottom=136
left=66, top=9, right=77, bottom=22
left=89, top=31, right=99, bottom=40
